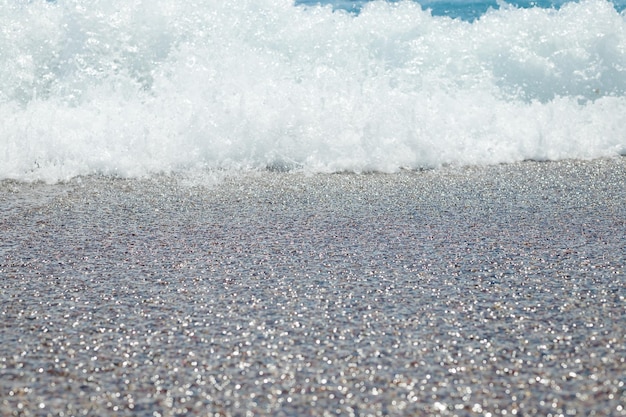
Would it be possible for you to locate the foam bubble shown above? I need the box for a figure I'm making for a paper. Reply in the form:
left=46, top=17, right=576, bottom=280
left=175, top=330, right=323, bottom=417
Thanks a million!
left=1, top=0, right=625, bottom=182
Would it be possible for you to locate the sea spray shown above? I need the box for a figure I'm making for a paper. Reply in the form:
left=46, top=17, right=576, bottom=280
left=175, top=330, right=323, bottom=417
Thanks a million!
left=1, top=0, right=625, bottom=182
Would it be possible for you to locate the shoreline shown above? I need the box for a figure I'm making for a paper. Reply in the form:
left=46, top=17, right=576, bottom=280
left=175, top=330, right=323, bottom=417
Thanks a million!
left=1, top=157, right=625, bottom=416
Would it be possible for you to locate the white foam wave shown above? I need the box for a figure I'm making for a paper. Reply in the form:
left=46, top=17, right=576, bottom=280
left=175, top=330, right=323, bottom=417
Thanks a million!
left=1, top=0, right=625, bottom=182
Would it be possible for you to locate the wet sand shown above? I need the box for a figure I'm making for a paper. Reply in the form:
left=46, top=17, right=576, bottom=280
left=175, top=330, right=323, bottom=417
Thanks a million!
left=1, top=158, right=625, bottom=416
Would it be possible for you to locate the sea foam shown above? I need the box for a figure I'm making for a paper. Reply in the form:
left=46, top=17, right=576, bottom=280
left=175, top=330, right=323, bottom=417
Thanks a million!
left=1, top=0, right=625, bottom=182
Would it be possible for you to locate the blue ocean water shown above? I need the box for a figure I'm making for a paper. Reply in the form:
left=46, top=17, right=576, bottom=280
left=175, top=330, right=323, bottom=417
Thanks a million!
left=298, top=0, right=626, bottom=20
left=1, top=0, right=625, bottom=182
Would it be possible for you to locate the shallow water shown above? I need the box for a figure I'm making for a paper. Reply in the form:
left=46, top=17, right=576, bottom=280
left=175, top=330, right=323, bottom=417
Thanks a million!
left=1, top=158, right=625, bottom=416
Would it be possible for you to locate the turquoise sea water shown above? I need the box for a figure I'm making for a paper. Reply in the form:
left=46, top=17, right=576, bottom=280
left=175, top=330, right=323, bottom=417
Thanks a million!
left=298, top=0, right=626, bottom=20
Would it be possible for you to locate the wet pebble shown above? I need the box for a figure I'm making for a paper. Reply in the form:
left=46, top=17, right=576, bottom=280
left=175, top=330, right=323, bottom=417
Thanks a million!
left=1, top=158, right=625, bottom=416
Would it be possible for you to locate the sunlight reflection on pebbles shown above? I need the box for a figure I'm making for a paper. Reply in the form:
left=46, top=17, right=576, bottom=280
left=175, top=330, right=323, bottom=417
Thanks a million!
left=0, top=158, right=625, bottom=416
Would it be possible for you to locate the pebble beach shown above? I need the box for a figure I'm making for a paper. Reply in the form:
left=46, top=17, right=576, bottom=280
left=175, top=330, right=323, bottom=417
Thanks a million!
left=1, top=158, right=625, bottom=416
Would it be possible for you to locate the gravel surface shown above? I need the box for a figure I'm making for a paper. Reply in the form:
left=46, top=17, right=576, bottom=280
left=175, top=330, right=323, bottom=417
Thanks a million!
left=1, top=158, right=625, bottom=416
